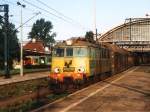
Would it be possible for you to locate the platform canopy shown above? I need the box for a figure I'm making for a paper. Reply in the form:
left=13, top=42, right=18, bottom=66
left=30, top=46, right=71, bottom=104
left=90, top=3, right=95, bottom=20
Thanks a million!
left=99, top=18, right=150, bottom=52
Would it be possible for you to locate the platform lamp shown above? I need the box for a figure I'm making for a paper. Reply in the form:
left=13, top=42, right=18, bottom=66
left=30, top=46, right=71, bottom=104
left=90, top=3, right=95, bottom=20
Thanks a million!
left=17, top=2, right=26, bottom=76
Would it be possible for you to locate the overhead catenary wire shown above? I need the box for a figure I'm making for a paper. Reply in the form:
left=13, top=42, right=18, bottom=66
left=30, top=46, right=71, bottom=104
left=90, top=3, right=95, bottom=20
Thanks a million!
left=2, top=0, right=53, bottom=27
left=22, top=0, right=75, bottom=24
left=2, top=0, right=42, bottom=28
left=15, top=12, right=41, bottom=31
left=22, top=0, right=89, bottom=30
left=35, top=0, right=88, bottom=30
left=36, top=0, right=72, bottom=21
left=2, top=0, right=68, bottom=26
left=2, top=0, right=39, bottom=14
left=1, top=0, right=62, bottom=29
left=2, top=0, right=89, bottom=32
left=9, top=19, right=32, bottom=27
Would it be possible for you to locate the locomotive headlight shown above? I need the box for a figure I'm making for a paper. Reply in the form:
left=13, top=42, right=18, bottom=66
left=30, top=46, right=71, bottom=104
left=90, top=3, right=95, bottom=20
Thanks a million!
left=77, top=67, right=85, bottom=73
left=54, top=68, right=60, bottom=73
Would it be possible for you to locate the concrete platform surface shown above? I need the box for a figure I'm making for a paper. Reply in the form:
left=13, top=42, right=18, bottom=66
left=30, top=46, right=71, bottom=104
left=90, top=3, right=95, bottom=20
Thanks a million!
left=0, top=71, right=50, bottom=85
left=35, top=66, right=150, bottom=112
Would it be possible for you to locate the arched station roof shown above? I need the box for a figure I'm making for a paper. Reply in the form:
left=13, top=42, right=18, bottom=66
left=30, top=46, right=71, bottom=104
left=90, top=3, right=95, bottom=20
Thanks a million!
left=100, top=18, right=150, bottom=42
left=99, top=18, right=150, bottom=52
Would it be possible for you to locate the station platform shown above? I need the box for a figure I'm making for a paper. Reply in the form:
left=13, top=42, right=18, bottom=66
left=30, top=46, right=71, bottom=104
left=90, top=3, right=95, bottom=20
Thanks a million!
left=34, top=66, right=150, bottom=112
left=0, top=71, right=49, bottom=86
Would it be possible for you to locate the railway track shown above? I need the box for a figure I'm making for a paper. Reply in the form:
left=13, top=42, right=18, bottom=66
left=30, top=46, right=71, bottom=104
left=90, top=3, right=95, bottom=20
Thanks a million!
left=0, top=67, right=137, bottom=111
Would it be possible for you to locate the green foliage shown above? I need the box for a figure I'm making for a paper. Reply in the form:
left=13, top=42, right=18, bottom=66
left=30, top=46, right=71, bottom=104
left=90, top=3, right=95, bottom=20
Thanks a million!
left=0, top=99, right=44, bottom=112
left=28, top=18, right=56, bottom=46
left=0, top=16, right=3, bottom=26
left=85, top=31, right=94, bottom=42
left=0, top=78, right=48, bottom=100
left=0, top=19, right=19, bottom=69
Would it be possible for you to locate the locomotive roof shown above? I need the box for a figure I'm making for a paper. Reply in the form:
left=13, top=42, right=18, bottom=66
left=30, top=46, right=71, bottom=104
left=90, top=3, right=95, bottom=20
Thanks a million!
left=102, top=42, right=128, bottom=54
left=55, top=38, right=102, bottom=48
left=54, top=38, right=128, bottom=55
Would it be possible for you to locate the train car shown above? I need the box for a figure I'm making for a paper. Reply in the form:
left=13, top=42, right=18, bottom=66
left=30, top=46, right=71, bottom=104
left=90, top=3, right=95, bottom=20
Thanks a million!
left=103, top=43, right=130, bottom=74
left=127, top=52, right=134, bottom=67
left=48, top=38, right=134, bottom=92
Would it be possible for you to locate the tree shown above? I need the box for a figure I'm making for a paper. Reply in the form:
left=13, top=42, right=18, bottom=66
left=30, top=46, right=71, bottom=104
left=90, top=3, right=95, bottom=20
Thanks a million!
left=28, top=18, right=56, bottom=46
left=0, top=20, right=19, bottom=69
left=0, top=16, right=3, bottom=27
left=85, top=31, right=94, bottom=42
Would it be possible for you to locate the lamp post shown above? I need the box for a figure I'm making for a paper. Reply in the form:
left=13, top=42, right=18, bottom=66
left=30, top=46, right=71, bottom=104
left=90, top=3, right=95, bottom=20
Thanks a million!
left=17, top=2, right=26, bottom=76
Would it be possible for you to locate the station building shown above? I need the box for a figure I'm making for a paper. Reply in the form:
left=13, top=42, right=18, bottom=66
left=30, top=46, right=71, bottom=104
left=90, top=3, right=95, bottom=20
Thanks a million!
left=23, top=39, right=51, bottom=67
left=13, top=39, right=51, bottom=69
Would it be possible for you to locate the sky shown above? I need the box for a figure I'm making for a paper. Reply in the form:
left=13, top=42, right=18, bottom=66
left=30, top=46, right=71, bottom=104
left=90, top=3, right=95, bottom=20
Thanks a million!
left=1, top=0, right=150, bottom=42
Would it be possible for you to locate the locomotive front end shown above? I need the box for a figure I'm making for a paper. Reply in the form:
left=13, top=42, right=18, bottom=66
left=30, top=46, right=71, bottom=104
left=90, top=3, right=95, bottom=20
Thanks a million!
left=49, top=40, right=89, bottom=85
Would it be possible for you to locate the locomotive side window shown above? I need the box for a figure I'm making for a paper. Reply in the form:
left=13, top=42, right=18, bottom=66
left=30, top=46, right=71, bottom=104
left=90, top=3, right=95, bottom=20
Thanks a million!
left=107, top=50, right=110, bottom=58
left=53, top=48, right=64, bottom=57
left=66, top=48, right=73, bottom=56
left=104, top=49, right=106, bottom=58
left=102, top=48, right=104, bottom=58
left=74, top=47, right=88, bottom=57
left=90, top=48, right=95, bottom=58
left=99, top=49, right=102, bottom=58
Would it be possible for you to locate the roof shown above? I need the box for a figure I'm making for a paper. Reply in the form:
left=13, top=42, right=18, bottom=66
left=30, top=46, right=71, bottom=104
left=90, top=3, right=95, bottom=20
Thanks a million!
left=55, top=37, right=100, bottom=48
left=100, top=18, right=150, bottom=41
left=103, top=42, right=128, bottom=54
left=23, top=40, right=49, bottom=54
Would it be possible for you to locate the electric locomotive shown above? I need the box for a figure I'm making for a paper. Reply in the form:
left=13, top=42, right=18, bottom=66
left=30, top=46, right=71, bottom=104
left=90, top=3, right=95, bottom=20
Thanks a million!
left=48, top=38, right=134, bottom=92
left=48, top=38, right=111, bottom=86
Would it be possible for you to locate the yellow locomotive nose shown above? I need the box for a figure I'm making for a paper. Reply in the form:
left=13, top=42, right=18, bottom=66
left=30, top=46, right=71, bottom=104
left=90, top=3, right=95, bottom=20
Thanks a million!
left=66, top=74, right=71, bottom=77
left=64, top=60, right=72, bottom=68
left=49, top=72, right=85, bottom=83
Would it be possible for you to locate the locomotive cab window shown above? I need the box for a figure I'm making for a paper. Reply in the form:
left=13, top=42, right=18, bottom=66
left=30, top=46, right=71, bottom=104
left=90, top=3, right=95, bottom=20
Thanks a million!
left=53, top=48, right=64, bottom=57
left=74, top=47, right=88, bottom=57
left=66, top=48, right=73, bottom=56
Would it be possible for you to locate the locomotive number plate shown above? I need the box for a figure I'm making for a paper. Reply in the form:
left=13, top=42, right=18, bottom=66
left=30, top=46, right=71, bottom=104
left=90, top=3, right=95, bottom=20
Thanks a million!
left=63, top=67, right=75, bottom=72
